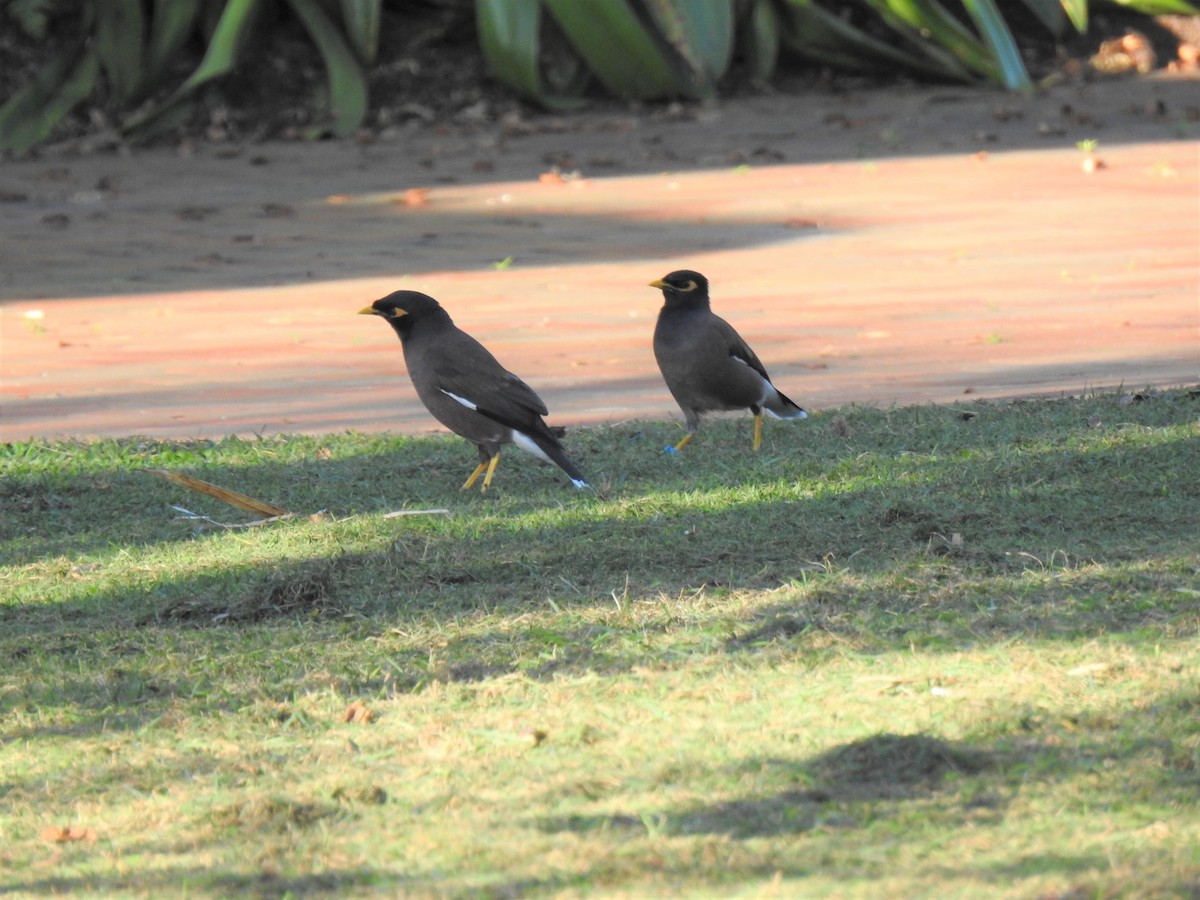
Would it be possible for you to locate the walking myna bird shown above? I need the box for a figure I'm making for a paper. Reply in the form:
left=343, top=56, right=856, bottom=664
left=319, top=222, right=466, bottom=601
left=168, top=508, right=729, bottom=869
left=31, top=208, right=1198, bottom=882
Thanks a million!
left=650, top=270, right=807, bottom=452
left=359, top=291, right=589, bottom=491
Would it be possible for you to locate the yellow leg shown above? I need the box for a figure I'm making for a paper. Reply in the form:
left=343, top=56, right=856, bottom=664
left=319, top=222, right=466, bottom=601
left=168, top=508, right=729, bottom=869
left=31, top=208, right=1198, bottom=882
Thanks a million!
left=753, top=413, right=763, bottom=451
left=673, top=433, right=694, bottom=452
left=480, top=453, right=502, bottom=491
left=461, top=461, right=488, bottom=490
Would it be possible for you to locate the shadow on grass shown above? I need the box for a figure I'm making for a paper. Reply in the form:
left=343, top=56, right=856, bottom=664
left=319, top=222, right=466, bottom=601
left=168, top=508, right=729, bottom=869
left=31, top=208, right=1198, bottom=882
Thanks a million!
left=6, top=701, right=1195, bottom=898
left=3, top=867, right=411, bottom=898
left=1, top=399, right=1197, bottom=744
left=525, top=695, right=1198, bottom=892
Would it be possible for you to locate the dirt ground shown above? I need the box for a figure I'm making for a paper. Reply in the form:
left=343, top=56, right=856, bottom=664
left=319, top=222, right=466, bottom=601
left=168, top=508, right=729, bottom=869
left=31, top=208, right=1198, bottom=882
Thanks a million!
left=1, top=75, right=1197, bottom=442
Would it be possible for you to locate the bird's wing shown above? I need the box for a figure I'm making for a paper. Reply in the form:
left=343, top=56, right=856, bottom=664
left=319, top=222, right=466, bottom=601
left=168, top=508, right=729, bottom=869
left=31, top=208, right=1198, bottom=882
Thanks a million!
left=427, top=330, right=550, bottom=428
left=712, top=316, right=772, bottom=382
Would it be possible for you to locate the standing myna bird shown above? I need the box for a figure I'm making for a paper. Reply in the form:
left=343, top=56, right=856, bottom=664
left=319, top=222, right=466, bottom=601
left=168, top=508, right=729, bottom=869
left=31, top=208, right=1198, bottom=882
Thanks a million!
left=650, top=270, right=807, bottom=452
left=359, top=291, right=588, bottom=491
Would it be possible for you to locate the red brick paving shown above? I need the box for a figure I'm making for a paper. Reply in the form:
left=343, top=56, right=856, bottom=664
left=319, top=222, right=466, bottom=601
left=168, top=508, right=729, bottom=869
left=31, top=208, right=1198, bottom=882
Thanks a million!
left=2, top=83, right=1197, bottom=441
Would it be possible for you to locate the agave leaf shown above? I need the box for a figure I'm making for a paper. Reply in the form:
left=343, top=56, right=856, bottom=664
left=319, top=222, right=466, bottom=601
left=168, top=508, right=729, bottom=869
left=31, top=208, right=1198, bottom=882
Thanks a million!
left=339, top=0, right=381, bottom=64
left=542, top=0, right=696, bottom=98
left=860, top=0, right=997, bottom=79
left=95, top=0, right=146, bottom=102
left=1057, top=0, right=1088, bottom=30
left=641, top=0, right=735, bottom=95
left=170, top=0, right=262, bottom=97
left=0, top=47, right=99, bottom=153
left=777, top=0, right=953, bottom=76
left=1108, top=0, right=1198, bottom=13
left=477, top=0, right=544, bottom=98
left=476, top=0, right=591, bottom=109
left=145, top=0, right=203, bottom=82
left=286, top=0, right=369, bottom=134
left=737, top=0, right=781, bottom=81
left=1013, top=0, right=1070, bottom=33
left=129, top=100, right=198, bottom=143
left=122, top=0, right=262, bottom=137
left=962, top=0, right=1032, bottom=88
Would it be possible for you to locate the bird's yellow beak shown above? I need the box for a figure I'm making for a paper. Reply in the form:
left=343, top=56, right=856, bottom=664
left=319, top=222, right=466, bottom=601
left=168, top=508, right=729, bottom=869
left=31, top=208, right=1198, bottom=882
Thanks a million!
left=648, top=279, right=667, bottom=289
left=357, top=306, right=378, bottom=316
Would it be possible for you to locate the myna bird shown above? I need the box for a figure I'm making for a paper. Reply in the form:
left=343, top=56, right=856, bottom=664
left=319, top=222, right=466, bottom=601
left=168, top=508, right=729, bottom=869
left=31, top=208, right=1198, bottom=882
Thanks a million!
left=359, top=291, right=589, bottom=491
left=650, top=270, right=807, bottom=452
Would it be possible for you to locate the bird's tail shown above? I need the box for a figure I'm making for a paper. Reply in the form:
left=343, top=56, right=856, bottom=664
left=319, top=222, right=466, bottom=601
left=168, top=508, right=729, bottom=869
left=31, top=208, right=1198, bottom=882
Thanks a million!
left=511, top=428, right=590, bottom=489
left=762, top=385, right=808, bottom=420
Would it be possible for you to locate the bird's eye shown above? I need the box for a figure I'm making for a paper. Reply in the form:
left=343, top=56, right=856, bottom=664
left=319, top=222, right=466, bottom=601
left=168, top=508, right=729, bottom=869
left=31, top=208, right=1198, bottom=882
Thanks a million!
left=682, top=280, right=697, bottom=291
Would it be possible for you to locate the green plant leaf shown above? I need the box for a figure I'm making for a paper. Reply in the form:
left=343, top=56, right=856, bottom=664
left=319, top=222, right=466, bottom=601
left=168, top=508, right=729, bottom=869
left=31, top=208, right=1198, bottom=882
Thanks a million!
left=541, top=0, right=696, bottom=98
left=641, top=0, right=736, bottom=96
left=172, top=0, right=262, bottom=97
left=476, top=0, right=544, bottom=97
left=777, top=0, right=951, bottom=77
left=860, top=0, right=996, bottom=80
left=285, top=0, right=369, bottom=135
left=145, top=0, right=203, bottom=83
left=1014, top=0, right=1070, bottom=33
left=95, top=0, right=146, bottom=102
left=1107, top=0, right=1198, bottom=13
left=0, top=47, right=99, bottom=153
left=476, top=0, right=590, bottom=110
left=339, top=0, right=381, bottom=64
left=1058, top=0, right=1088, bottom=30
left=962, top=0, right=1032, bottom=88
left=122, top=0, right=262, bottom=138
left=737, top=0, right=782, bottom=81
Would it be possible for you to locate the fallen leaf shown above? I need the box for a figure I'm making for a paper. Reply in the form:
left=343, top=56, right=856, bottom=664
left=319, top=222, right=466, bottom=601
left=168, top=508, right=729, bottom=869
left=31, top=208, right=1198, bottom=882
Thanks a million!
left=830, top=415, right=855, bottom=437
left=41, top=825, right=97, bottom=844
left=343, top=701, right=375, bottom=724
left=142, top=469, right=289, bottom=518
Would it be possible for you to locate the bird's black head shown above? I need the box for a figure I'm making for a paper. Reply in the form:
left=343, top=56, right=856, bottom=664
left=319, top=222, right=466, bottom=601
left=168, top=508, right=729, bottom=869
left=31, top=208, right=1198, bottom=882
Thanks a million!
left=357, top=290, right=450, bottom=337
left=649, top=270, right=710, bottom=308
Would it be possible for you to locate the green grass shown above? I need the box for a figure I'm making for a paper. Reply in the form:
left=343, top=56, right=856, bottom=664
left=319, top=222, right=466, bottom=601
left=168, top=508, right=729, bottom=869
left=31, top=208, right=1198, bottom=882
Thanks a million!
left=2, top=389, right=1198, bottom=898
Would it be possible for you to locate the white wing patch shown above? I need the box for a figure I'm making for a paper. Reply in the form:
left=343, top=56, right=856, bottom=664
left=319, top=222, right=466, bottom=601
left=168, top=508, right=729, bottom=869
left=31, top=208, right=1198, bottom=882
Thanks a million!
left=510, top=430, right=554, bottom=465
left=440, top=389, right=478, bottom=411
left=511, top=432, right=589, bottom=489
left=762, top=385, right=808, bottom=419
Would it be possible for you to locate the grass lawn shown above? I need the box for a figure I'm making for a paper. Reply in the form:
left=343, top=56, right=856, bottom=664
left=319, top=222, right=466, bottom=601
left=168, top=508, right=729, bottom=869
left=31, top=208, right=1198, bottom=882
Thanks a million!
left=2, top=388, right=1198, bottom=898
